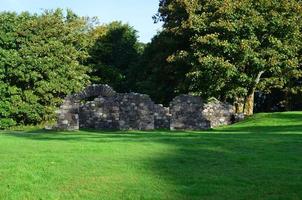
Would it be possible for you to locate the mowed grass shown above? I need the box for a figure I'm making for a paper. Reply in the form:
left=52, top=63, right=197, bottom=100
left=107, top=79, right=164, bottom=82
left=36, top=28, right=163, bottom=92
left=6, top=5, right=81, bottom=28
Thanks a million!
left=0, top=112, right=302, bottom=200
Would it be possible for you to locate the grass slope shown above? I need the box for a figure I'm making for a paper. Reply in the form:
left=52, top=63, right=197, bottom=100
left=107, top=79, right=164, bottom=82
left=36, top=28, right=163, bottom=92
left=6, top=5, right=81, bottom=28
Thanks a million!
left=0, top=112, right=302, bottom=200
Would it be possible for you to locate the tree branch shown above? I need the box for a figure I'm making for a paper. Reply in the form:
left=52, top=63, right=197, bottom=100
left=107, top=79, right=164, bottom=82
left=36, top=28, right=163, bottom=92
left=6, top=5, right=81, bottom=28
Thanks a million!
left=255, top=71, right=265, bottom=85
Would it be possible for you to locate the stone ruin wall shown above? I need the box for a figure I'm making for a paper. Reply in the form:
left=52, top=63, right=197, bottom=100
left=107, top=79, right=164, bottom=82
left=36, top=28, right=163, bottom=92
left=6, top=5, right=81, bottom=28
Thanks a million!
left=79, top=93, right=155, bottom=130
left=154, top=104, right=171, bottom=129
left=79, top=96, right=120, bottom=130
left=54, top=84, right=243, bottom=131
left=202, top=99, right=237, bottom=128
left=170, top=95, right=210, bottom=130
left=169, top=95, right=236, bottom=130
left=55, top=98, right=80, bottom=131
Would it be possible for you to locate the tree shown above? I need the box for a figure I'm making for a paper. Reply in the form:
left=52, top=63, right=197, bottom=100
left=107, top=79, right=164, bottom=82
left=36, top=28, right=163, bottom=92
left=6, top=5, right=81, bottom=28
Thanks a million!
left=0, top=10, right=91, bottom=128
left=156, top=0, right=302, bottom=115
left=133, top=31, right=191, bottom=105
left=88, top=21, right=142, bottom=92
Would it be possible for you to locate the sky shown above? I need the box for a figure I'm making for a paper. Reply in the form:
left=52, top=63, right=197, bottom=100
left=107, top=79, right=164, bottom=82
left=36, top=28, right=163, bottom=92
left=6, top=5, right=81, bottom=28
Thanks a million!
left=0, top=0, right=163, bottom=43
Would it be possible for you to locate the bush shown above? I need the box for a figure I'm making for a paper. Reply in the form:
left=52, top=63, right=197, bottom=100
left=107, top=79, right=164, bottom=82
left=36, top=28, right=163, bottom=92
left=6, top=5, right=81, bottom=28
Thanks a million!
left=0, top=9, right=92, bottom=128
left=0, top=118, right=17, bottom=129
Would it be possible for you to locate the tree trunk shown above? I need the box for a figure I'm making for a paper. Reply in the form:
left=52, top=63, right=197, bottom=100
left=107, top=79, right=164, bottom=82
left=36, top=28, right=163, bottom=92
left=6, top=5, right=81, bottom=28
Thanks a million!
left=244, top=91, right=255, bottom=116
left=244, top=71, right=264, bottom=116
left=235, top=97, right=244, bottom=113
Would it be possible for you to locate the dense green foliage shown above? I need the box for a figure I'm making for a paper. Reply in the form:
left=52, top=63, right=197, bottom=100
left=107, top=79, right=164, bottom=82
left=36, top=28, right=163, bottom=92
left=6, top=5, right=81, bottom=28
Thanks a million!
left=0, top=112, right=302, bottom=199
left=0, top=10, right=91, bottom=128
left=88, top=21, right=143, bottom=92
left=1, top=1, right=302, bottom=127
left=133, top=31, right=190, bottom=104
left=148, top=0, right=302, bottom=113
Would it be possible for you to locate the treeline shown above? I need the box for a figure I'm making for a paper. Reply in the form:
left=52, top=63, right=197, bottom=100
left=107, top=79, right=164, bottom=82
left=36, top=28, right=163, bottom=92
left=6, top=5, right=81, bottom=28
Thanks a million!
left=0, top=10, right=91, bottom=128
left=1, top=0, right=302, bottom=128
left=0, top=9, right=146, bottom=128
left=136, top=0, right=302, bottom=114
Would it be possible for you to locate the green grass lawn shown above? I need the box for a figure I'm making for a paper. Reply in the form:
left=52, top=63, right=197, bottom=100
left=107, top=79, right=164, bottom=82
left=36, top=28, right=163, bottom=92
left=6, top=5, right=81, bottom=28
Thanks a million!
left=0, top=112, right=302, bottom=200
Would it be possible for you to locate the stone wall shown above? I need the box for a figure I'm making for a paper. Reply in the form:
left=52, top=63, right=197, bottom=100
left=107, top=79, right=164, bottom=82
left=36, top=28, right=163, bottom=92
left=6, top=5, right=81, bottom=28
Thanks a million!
left=118, top=93, right=155, bottom=130
left=54, top=84, right=116, bottom=130
left=154, top=104, right=171, bottom=129
left=170, top=95, right=211, bottom=130
left=70, top=84, right=116, bottom=100
left=202, top=99, right=236, bottom=128
left=80, top=94, right=170, bottom=130
left=55, top=98, right=79, bottom=130
left=170, top=96, right=237, bottom=130
left=79, top=96, right=120, bottom=129
left=56, top=89, right=155, bottom=130
left=53, top=84, right=243, bottom=131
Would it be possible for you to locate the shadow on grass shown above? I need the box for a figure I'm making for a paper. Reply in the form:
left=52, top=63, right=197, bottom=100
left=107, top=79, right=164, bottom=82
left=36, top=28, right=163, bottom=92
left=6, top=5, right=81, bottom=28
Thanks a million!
left=2, top=111, right=302, bottom=142
left=253, top=112, right=302, bottom=119
left=212, top=124, right=302, bottom=133
left=146, top=133, right=302, bottom=199
left=1, top=112, right=302, bottom=199
left=2, top=123, right=302, bottom=144
left=2, top=111, right=302, bottom=141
